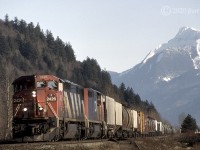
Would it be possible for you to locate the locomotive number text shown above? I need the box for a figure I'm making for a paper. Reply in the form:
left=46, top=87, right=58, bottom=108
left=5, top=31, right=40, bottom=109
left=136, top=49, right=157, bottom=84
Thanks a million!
left=47, top=96, right=57, bottom=102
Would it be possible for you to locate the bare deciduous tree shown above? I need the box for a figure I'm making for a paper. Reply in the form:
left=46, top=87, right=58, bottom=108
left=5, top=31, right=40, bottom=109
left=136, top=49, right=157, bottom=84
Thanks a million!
left=0, top=59, right=15, bottom=140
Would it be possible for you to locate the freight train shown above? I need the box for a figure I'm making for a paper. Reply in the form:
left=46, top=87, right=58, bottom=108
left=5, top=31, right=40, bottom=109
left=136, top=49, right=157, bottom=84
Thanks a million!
left=12, top=75, right=173, bottom=142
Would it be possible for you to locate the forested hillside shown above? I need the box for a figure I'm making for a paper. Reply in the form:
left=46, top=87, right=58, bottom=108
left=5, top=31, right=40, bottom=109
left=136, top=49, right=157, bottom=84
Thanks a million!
left=0, top=15, right=160, bottom=140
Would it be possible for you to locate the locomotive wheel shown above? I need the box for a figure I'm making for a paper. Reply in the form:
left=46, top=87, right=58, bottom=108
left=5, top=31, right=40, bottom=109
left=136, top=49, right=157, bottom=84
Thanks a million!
left=108, top=130, right=113, bottom=139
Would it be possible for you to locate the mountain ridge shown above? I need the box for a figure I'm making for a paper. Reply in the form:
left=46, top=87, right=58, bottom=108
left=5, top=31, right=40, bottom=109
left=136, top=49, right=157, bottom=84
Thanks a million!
left=110, top=27, right=200, bottom=125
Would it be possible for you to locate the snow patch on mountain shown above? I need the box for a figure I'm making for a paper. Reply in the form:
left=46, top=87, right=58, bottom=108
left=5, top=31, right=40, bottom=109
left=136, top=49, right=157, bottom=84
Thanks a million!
left=162, top=76, right=172, bottom=82
left=156, top=53, right=164, bottom=63
left=142, top=44, right=163, bottom=64
left=177, top=26, right=200, bottom=36
left=191, top=39, right=200, bottom=69
left=156, top=74, right=178, bottom=83
left=142, top=50, right=155, bottom=64
left=196, top=39, right=200, bottom=56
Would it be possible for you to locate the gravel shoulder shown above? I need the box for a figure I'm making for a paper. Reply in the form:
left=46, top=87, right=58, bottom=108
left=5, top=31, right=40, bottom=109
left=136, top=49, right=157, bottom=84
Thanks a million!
left=1, top=135, right=200, bottom=150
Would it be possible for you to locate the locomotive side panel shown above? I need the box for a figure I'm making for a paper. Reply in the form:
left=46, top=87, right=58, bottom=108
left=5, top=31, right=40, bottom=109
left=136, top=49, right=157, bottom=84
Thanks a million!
left=63, top=81, right=84, bottom=121
left=96, top=92, right=104, bottom=122
left=84, top=88, right=104, bottom=122
left=88, top=89, right=97, bottom=121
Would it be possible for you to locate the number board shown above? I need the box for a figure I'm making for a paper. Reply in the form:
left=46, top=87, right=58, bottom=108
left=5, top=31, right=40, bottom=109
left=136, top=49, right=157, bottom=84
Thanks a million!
left=46, top=95, right=57, bottom=102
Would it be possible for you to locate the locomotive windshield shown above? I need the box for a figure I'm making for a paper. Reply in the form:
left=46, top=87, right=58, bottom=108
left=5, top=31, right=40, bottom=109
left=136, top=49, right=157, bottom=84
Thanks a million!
left=37, top=81, right=46, bottom=88
left=14, top=80, right=35, bottom=92
left=36, top=80, right=58, bottom=90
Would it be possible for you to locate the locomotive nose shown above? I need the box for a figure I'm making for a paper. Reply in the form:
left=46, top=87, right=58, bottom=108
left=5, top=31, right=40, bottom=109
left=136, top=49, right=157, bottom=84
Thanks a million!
left=13, top=91, right=35, bottom=119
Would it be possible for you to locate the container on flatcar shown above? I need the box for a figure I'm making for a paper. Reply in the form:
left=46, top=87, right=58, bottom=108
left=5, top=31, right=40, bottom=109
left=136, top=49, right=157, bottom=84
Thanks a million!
left=103, top=96, right=116, bottom=138
left=154, top=120, right=158, bottom=131
left=146, top=116, right=157, bottom=135
left=115, top=101, right=122, bottom=126
left=131, top=109, right=138, bottom=131
left=138, top=111, right=145, bottom=134
left=157, top=121, right=163, bottom=133
left=104, top=96, right=116, bottom=126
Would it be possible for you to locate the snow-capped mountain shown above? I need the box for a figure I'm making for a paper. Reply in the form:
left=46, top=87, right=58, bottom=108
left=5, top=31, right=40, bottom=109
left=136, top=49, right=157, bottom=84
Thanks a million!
left=110, top=27, right=200, bottom=125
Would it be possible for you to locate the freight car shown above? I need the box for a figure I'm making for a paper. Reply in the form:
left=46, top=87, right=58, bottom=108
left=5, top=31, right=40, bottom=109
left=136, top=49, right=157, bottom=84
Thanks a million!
left=12, top=74, right=171, bottom=142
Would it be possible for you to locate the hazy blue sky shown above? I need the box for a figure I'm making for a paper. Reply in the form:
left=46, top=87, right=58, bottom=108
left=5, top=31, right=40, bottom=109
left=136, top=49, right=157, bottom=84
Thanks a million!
left=1, top=0, right=200, bottom=72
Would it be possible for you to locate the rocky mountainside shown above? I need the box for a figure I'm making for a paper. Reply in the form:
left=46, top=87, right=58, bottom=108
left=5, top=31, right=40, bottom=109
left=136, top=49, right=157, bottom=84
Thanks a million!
left=110, top=27, right=200, bottom=125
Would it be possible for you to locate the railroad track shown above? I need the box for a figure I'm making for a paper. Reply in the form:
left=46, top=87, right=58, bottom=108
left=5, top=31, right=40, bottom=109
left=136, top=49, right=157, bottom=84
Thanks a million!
left=0, top=138, right=108, bottom=145
left=0, top=139, right=111, bottom=150
left=133, top=141, right=141, bottom=150
left=0, top=138, right=141, bottom=150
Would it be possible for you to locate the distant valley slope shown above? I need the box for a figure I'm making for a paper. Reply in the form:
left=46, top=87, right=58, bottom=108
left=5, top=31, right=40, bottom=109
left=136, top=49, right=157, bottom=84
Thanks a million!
left=110, top=27, right=200, bottom=125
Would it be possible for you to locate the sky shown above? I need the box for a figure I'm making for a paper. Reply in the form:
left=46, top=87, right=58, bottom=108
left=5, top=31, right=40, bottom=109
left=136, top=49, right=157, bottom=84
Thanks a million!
left=1, top=0, right=200, bottom=72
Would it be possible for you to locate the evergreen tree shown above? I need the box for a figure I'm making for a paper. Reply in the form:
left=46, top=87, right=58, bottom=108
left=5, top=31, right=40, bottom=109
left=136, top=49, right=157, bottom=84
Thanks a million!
left=46, top=30, right=54, bottom=49
left=181, top=114, right=198, bottom=133
left=18, top=19, right=27, bottom=33
left=4, top=14, right=9, bottom=25
left=119, top=82, right=126, bottom=93
left=65, top=42, right=76, bottom=62
left=0, top=35, right=10, bottom=56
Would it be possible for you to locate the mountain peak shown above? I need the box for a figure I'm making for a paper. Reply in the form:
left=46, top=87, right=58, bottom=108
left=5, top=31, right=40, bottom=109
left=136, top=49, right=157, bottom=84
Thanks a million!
left=175, top=26, right=200, bottom=39
left=140, top=27, right=200, bottom=66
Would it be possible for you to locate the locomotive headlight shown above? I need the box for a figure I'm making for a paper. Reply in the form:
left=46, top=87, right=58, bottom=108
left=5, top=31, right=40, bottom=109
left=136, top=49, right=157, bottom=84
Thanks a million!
left=23, top=108, right=28, bottom=112
left=39, top=107, right=43, bottom=111
left=32, top=91, right=36, bottom=97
